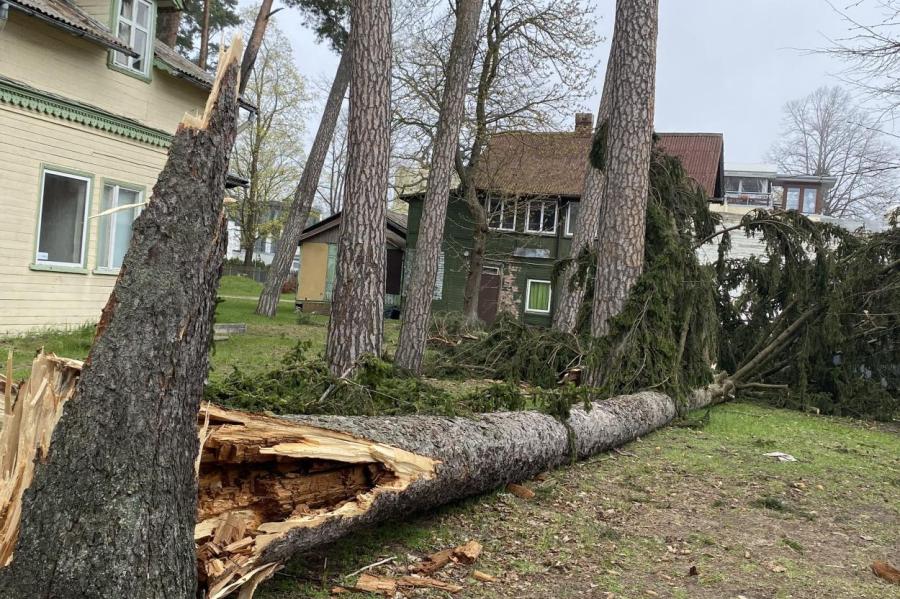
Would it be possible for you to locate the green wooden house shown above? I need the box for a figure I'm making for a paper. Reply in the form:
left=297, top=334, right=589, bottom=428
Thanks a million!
left=402, top=114, right=725, bottom=326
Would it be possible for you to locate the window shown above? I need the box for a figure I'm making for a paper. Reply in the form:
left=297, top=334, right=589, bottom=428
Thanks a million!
left=565, top=202, right=579, bottom=236
left=525, top=200, right=557, bottom=234
left=97, top=184, right=141, bottom=270
left=802, top=188, right=817, bottom=214
left=525, top=279, right=552, bottom=314
left=725, top=177, right=740, bottom=193
left=35, top=170, right=91, bottom=267
left=113, top=0, right=154, bottom=76
left=785, top=187, right=801, bottom=211
left=487, top=197, right=516, bottom=231
left=726, top=177, right=767, bottom=194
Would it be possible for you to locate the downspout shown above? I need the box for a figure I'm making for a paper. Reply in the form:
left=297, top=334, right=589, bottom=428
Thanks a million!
left=0, top=3, right=9, bottom=32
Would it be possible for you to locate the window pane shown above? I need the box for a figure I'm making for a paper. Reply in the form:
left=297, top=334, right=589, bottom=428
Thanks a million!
left=566, top=202, right=580, bottom=235
left=527, top=281, right=550, bottom=312
left=802, top=188, right=817, bottom=214
left=136, top=1, right=150, bottom=27
left=741, top=178, right=763, bottom=193
left=98, top=186, right=139, bottom=269
left=725, top=177, right=740, bottom=192
left=38, top=173, right=88, bottom=264
left=501, top=200, right=515, bottom=230
left=120, top=0, right=133, bottom=18
left=541, top=201, right=556, bottom=232
left=785, top=188, right=800, bottom=210
left=527, top=202, right=542, bottom=231
left=487, top=198, right=500, bottom=228
left=132, top=29, right=147, bottom=71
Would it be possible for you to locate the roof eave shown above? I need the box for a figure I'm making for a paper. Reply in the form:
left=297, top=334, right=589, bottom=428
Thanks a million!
left=7, top=0, right=138, bottom=57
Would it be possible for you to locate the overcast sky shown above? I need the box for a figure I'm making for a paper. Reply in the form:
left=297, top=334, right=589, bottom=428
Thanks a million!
left=248, top=0, right=888, bottom=165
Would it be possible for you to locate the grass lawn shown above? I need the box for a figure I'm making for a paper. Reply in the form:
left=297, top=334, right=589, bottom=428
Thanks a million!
left=258, top=403, right=899, bottom=599
left=1, top=276, right=403, bottom=382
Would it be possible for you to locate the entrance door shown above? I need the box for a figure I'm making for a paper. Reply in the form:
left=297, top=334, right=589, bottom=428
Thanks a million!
left=477, top=267, right=501, bottom=325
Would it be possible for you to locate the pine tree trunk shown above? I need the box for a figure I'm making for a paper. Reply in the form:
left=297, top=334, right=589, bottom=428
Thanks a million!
left=198, top=0, right=211, bottom=69
left=588, top=0, right=659, bottom=350
left=325, top=0, right=392, bottom=376
left=239, top=0, right=275, bottom=96
left=256, top=52, right=351, bottom=318
left=394, top=0, right=484, bottom=373
left=156, top=9, right=182, bottom=47
left=552, top=30, right=619, bottom=334
left=0, top=40, right=241, bottom=598
left=243, top=244, right=255, bottom=267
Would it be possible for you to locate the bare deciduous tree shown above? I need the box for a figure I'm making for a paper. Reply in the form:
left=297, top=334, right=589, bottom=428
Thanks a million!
left=315, top=104, right=349, bottom=216
left=230, top=14, right=309, bottom=266
left=767, top=86, right=899, bottom=219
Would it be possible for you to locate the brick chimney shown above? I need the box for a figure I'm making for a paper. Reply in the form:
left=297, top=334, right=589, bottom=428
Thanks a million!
left=575, top=112, right=593, bottom=134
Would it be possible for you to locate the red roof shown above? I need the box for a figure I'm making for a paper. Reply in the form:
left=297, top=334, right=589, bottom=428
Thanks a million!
left=474, top=130, right=724, bottom=199
left=656, top=133, right=724, bottom=198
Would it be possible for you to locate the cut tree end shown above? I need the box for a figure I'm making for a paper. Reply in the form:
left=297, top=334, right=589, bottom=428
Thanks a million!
left=196, top=405, right=439, bottom=598
left=181, top=32, right=244, bottom=131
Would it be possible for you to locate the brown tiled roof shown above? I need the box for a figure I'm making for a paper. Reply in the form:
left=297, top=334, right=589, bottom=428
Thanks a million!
left=655, top=133, right=724, bottom=198
left=473, top=130, right=724, bottom=198
left=8, top=0, right=134, bottom=55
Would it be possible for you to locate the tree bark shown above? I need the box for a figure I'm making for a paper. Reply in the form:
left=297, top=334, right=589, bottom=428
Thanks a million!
left=588, top=0, right=659, bottom=345
left=552, top=29, right=619, bottom=334
left=0, top=39, right=242, bottom=598
left=198, top=0, right=212, bottom=69
left=256, top=51, right=351, bottom=318
left=156, top=9, right=182, bottom=47
left=394, top=0, right=484, bottom=373
left=325, top=0, right=392, bottom=376
left=461, top=184, right=489, bottom=322
left=6, top=353, right=727, bottom=598
left=239, top=0, right=275, bottom=96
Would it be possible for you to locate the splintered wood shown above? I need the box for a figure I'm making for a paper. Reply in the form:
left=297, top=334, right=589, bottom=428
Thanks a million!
left=0, top=352, right=80, bottom=566
left=196, top=405, right=438, bottom=598
left=0, top=354, right=438, bottom=599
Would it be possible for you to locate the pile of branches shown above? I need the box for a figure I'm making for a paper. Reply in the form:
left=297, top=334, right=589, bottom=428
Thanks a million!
left=715, top=209, right=900, bottom=419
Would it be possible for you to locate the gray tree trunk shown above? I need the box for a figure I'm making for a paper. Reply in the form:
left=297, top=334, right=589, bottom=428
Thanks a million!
left=588, top=0, right=659, bottom=347
left=325, top=0, right=392, bottom=376
left=0, top=44, right=241, bottom=598
left=256, top=51, right=351, bottom=317
left=395, top=0, right=484, bottom=373
left=156, top=9, right=182, bottom=47
left=552, top=29, right=619, bottom=334
left=239, top=0, right=275, bottom=96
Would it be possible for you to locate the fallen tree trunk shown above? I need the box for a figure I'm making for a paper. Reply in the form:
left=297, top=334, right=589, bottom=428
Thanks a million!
left=3, top=354, right=727, bottom=597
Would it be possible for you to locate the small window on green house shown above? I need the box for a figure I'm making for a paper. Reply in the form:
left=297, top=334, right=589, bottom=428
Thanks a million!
left=114, top=0, right=154, bottom=76
left=97, top=184, right=142, bottom=271
left=525, top=279, right=551, bottom=314
left=35, top=170, right=91, bottom=267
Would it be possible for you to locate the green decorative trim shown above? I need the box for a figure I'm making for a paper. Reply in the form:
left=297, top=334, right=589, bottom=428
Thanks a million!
left=30, top=263, right=89, bottom=275
left=0, top=78, right=172, bottom=147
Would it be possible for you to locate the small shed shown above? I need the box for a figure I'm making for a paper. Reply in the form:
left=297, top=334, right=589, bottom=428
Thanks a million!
left=295, top=210, right=407, bottom=314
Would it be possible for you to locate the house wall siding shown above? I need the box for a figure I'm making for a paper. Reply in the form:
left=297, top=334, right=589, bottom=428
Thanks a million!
left=0, top=12, right=208, bottom=133
left=0, top=103, right=170, bottom=334
left=405, top=193, right=572, bottom=326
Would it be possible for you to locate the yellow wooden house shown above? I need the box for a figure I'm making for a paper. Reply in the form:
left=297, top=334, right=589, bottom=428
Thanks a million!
left=0, top=0, right=249, bottom=335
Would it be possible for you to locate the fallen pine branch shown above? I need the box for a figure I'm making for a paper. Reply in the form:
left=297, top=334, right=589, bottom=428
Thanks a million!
left=2, top=353, right=729, bottom=597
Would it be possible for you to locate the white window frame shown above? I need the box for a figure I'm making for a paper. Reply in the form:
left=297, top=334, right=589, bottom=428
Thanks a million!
left=113, top=0, right=155, bottom=77
left=34, top=169, right=92, bottom=268
left=525, top=200, right=557, bottom=235
left=486, top=197, right=517, bottom=232
left=96, top=183, right=143, bottom=272
left=524, top=279, right=552, bottom=314
left=565, top=202, right=578, bottom=237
